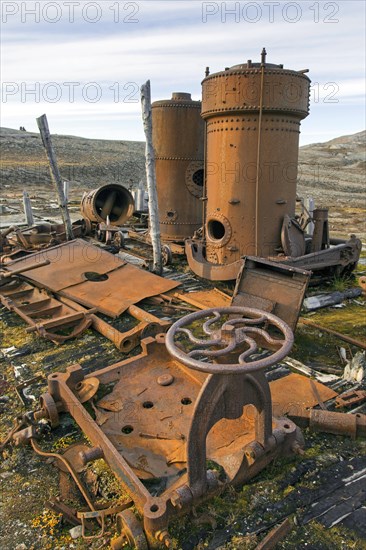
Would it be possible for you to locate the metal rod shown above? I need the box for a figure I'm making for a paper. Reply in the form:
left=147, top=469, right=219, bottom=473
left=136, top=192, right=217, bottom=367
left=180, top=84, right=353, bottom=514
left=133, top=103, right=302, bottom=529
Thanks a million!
left=255, top=59, right=265, bottom=256
left=36, top=114, right=74, bottom=240
left=22, top=191, right=34, bottom=226
left=298, top=318, right=366, bottom=350
left=140, top=80, right=162, bottom=275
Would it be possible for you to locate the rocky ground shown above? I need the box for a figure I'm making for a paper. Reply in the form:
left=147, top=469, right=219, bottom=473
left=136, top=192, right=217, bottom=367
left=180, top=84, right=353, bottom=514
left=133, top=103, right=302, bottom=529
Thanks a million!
left=0, top=128, right=365, bottom=550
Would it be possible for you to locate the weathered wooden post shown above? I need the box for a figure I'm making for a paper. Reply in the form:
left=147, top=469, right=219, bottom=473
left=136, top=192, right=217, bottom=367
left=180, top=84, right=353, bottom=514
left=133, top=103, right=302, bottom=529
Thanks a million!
left=306, top=197, right=315, bottom=236
left=140, top=80, right=162, bottom=275
left=63, top=180, right=69, bottom=204
left=22, top=191, right=34, bottom=226
left=36, top=114, right=74, bottom=240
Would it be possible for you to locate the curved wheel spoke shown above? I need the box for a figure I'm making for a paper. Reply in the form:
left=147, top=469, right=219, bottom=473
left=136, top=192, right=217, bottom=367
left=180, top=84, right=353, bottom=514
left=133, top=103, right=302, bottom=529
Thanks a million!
left=188, top=338, right=238, bottom=358
left=177, top=327, right=221, bottom=346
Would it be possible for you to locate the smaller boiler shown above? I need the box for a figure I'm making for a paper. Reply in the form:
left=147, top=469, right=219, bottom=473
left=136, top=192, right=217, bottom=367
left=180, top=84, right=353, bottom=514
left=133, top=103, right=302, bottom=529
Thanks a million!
left=152, top=92, right=204, bottom=241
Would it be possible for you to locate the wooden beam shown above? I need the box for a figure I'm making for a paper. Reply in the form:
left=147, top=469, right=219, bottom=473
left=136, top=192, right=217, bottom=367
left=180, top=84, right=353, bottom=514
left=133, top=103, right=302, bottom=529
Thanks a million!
left=36, top=114, right=74, bottom=240
left=140, top=80, right=162, bottom=275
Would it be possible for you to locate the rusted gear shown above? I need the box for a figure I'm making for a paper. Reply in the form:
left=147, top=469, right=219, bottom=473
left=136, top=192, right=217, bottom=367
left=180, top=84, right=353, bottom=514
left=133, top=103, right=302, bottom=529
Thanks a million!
left=165, top=306, right=293, bottom=375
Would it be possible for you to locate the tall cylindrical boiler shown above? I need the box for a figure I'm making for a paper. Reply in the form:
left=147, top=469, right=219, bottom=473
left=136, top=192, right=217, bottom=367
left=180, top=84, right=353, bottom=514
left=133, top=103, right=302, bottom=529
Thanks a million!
left=152, top=92, right=204, bottom=241
left=202, top=55, right=310, bottom=264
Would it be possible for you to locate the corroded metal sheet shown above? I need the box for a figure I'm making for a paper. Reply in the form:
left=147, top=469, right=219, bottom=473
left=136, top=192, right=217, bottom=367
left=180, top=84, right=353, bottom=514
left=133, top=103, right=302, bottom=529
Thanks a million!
left=174, top=288, right=231, bottom=309
left=270, top=373, right=337, bottom=417
left=6, top=240, right=123, bottom=292
left=60, top=263, right=179, bottom=317
left=232, top=256, right=311, bottom=331
left=5, top=240, right=179, bottom=317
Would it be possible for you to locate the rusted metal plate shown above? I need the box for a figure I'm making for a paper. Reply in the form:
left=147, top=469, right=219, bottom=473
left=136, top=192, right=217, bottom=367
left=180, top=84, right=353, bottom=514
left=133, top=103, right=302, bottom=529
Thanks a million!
left=6, top=240, right=123, bottom=292
left=174, top=288, right=231, bottom=309
left=60, top=263, right=179, bottom=317
left=270, top=373, right=337, bottom=417
left=232, top=256, right=311, bottom=331
left=5, top=240, right=179, bottom=318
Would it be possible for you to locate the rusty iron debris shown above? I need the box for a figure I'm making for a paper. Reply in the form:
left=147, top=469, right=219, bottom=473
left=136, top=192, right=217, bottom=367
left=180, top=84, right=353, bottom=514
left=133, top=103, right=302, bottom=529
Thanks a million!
left=303, top=287, right=363, bottom=311
left=59, top=296, right=171, bottom=353
left=11, top=306, right=305, bottom=547
left=0, top=221, right=86, bottom=263
left=80, top=183, right=135, bottom=227
left=269, top=373, right=337, bottom=417
left=4, top=239, right=179, bottom=317
left=152, top=92, right=204, bottom=242
left=173, top=288, right=231, bottom=310
left=232, top=256, right=311, bottom=331
left=335, top=390, right=366, bottom=409
left=0, top=280, right=94, bottom=344
left=289, top=408, right=366, bottom=439
left=185, top=49, right=361, bottom=281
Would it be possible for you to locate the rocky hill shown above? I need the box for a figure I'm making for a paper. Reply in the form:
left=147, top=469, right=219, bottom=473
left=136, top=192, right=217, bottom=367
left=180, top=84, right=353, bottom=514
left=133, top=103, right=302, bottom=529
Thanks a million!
left=0, top=127, right=146, bottom=190
left=297, top=130, right=365, bottom=207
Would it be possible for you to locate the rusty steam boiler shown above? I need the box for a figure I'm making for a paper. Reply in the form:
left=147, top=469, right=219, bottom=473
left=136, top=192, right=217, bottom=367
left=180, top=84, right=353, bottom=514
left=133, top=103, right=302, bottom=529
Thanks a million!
left=152, top=92, right=204, bottom=242
left=186, top=50, right=361, bottom=280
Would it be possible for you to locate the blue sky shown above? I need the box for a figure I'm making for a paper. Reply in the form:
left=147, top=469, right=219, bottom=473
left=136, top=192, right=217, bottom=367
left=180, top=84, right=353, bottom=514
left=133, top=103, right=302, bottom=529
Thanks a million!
left=1, top=0, right=365, bottom=145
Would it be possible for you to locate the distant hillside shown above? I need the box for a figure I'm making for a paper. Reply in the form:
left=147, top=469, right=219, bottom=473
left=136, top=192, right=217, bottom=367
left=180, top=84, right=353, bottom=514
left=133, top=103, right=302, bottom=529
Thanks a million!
left=0, top=127, right=146, bottom=189
left=0, top=127, right=364, bottom=207
left=297, top=130, right=365, bottom=206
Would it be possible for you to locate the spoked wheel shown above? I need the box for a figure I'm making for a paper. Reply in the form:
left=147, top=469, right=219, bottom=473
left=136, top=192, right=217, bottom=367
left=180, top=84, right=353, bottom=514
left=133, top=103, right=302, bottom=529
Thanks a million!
left=165, top=306, right=293, bottom=375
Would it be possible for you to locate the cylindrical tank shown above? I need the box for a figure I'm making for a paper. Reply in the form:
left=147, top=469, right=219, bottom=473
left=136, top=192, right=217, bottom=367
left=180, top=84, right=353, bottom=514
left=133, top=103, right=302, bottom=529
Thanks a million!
left=202, top=54, right=310, bottom=264
left=152, top=92, right=204, bottom=241
left=80, top=183, right=135, bottom=226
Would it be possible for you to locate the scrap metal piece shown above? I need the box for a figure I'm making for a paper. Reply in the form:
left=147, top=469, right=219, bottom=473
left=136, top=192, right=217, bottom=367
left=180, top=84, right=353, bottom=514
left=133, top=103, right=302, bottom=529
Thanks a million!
left=55, top=443, right=91, bottom=473
left=232, top=256, right=311, bottom=331
left=34, top=306, right=303, bottom=545
left=255, top=517, right=293, bottom=550
left=270, top=373, right=337, bottom=417
left=75, top=378, right=100, bottom=403
left=0, top=280, right=93, bottom=344
left=174, top=288, right=231, bottom=310
left=5, top=240, right=180, bottom=317
left=335, top=390, right=366, bottom=409
left=59, top=296, right=170, bottom=353
left=303, top=288, right=363, bottom=312
left=80, top=184, right=135, bottom=226
left=15, top=373, right=44, bottom=405
left=289, top=408, right=366, bottom=439
left=111, top=509, right=148, bottom=550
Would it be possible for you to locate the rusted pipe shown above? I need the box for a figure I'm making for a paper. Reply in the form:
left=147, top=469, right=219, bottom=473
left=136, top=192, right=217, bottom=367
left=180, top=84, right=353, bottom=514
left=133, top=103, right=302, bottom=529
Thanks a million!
left=298, top=318, right=366, bottom=350
left=80, top=184, right=135, bottom=226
